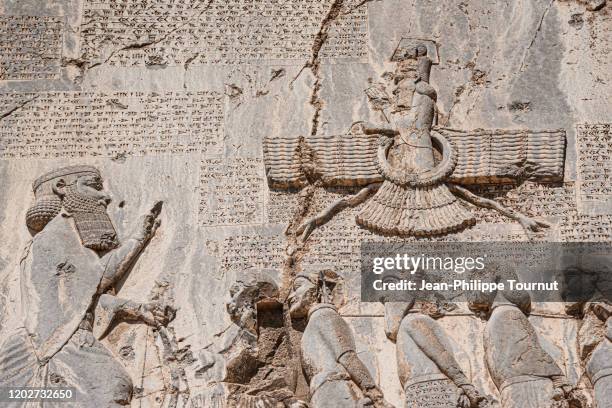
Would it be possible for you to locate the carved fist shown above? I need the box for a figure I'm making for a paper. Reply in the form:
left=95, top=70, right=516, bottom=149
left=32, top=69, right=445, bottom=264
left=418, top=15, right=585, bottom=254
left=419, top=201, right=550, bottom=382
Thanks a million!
left=551, top=384, right=589, bottom=408
left=349, top=122, right=367, bottom=135
left=135, top=201, right=163, bottom=242
left=378, top=135, right=392, bottom=147
left=458, top=384, right=488, bottom=408
left=363, top=387, right=395, bottom=408
left=138, top=302, right=176, bottom=327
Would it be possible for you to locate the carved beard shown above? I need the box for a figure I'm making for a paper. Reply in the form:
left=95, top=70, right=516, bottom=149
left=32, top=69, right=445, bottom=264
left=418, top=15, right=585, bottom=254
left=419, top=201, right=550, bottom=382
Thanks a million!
left=63, top=185, right=118, bottom=251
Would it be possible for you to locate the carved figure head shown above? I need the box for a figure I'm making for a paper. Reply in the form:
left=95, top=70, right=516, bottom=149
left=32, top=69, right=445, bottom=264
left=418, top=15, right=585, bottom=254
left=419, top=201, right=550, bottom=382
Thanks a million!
left=390, top=47, right=423, bottom=116
left=26, top=165, right=118, bottom=251
left=226, top=275, right=279, bottom=335
left=288, top=269, right=341, bottom=319
left=391, top=38, right=438, bottom=65
left=496, top=286, right=531, bottom=315
left=468, top=267, right=531, bottom=317
left=416, top=43, right=428, bottom=57
left=288, top=275, right=318, bottom=319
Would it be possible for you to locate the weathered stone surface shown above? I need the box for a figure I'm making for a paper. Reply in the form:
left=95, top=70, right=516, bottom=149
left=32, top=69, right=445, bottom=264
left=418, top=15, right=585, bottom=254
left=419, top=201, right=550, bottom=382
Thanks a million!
left=0, top=0, right=611, bottom=407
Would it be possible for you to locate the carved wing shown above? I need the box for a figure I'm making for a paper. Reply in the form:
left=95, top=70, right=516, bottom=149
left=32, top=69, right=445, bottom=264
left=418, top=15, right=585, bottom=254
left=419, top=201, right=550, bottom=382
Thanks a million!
left=438, top=128, right=566, bottom=184
left=263, top=134, right=383, bottom=189
left=262, top=136, right=308, bottom=189
left=263, top=129, right=565, bottom=189
left=305, top=134, right=383, bottom=186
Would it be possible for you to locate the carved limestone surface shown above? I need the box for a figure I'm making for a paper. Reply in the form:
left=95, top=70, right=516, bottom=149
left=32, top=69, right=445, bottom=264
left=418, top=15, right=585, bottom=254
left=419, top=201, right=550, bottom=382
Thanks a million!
left=384, top=301, right=489, bottom=408
left=0, top=0, right=611, bottom=407
left=586, top=306, right=612, bottom=408
left=264, top=40, right=560, bottom=243
left=0, top=166, right=173, bottom=407
left=567, top=299, right=612, bottom=408
left=289, top=271, right=393, bottom=408
left=473, top=279, right=588, bottom=408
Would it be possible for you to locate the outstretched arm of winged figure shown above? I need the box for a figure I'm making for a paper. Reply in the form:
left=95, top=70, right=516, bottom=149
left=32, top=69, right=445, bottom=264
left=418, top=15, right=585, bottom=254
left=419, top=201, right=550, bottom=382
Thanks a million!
left=295, top=183, right=382, bottom=243
left=292, top=122, right=396, bottom=244
left=448, top=183, right=550, bottom=235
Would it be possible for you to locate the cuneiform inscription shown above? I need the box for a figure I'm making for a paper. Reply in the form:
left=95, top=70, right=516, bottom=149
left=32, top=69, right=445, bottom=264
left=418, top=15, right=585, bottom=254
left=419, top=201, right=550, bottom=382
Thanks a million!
left=80, top=0, right=368, bottom=66
left=220, top=235, right=285, bottom=274
left=403, top=379, right=458, bottom=407
left=576, top=124, right=612, bottom=214
left=468, top=182, right=578, bottom=224
left=266, top=191, right=301, bottom=225
left=561, top=214, right=612, bottom=242
left=0, top=91, right=223, bottom=159
left=199, top=158, right=265, bottom=226
left=0, top=16, right=62, bottom=80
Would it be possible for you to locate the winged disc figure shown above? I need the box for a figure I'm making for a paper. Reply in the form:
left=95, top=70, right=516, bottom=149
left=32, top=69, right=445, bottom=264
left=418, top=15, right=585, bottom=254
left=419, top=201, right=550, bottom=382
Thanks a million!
left=263, top=39, right=566, bottom=244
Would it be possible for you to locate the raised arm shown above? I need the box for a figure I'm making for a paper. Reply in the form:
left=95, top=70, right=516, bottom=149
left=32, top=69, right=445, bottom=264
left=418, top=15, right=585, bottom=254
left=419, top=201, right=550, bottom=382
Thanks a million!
left=99, top=202, right=162, bottom=293
left=349, top=121, right=398, bottom=136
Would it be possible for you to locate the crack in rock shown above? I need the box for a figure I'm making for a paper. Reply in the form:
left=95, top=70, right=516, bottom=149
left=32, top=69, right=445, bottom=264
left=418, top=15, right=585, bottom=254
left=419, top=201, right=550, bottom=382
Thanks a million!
left=518, top=0, right=555, bottom=72
left=307, top=0, right=346, bottom=136
left=0, top=96, right=39, bottom=121
left=85, top=0, right=215, bottom=72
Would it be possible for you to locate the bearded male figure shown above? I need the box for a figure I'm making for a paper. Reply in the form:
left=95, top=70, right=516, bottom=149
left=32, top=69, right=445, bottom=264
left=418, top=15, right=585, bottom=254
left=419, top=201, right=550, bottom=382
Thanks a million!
left=288, top=270, right=394, bottom=408
left=471, top=273, right=585, bottom=408
left=0, top=165, right=174, bottom=407
left=383, top=300, right=488, bottom=408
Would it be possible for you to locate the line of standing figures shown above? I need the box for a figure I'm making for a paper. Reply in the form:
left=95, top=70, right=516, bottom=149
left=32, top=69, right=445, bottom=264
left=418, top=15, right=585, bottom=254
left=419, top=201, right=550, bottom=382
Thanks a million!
left=0, top=164, right=609, bottom=407
left=281, top=270, right=611, bottom=408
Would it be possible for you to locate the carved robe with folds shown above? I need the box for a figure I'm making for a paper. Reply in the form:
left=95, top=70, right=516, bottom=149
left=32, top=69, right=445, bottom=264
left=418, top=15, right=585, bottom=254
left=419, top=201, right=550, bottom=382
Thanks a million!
left=0, top=214, right=132, bottom=407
